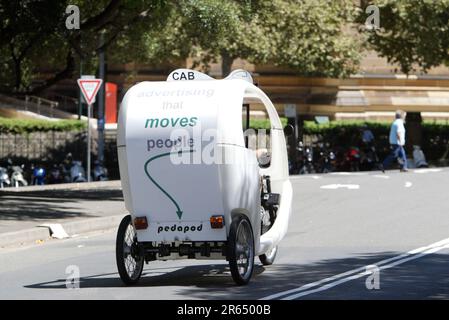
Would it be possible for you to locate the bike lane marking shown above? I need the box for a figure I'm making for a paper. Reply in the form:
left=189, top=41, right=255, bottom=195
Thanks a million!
left=260, top=236, right=449, bottom=300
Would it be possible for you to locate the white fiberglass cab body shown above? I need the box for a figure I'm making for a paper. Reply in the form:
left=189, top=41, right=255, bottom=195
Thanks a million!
left=116, top=69, right=292, bottom=285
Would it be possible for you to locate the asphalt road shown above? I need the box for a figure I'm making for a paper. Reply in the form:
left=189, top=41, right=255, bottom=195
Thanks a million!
left=1, top=168, right=449, bottom=300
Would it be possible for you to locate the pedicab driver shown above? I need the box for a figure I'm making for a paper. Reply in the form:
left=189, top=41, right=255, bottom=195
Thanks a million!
left=382, top=110, right=408, bottom=172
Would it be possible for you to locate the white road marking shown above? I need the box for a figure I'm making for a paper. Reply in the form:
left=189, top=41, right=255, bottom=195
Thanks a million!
left=330, top=172, right=368, bottom=176
left=413, top=168, right=443, bottom=174
left=261, top=236, right=449, bottom=300
left=320, top=184, right=360, bottom=190
left=373, top=175, right=390, bottom=179
left=289, top=175, right=321, bottom=180
left=405, top=181, right=413, bottom=188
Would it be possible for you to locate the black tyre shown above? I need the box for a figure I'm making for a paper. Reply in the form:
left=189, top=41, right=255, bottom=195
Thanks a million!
left=259, top=245, right=278, bottom=265
left=228, top=214, right=255, bottom=285
left=116, top=215, right=144, bottom=285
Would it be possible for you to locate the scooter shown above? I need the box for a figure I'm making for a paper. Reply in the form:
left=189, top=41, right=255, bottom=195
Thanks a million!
left=48, top=164, right=64, bottom=184
left=93, top=160, right=108, bottom=181
left=10, top=164, right=28, bottom=187
left=299, top=144, right=315, bottom=174
left=31, top=164, right=46, bottom=185
left=0, top=166, right=11, bottom=188
left=315, top=142, right=335, bottom=173
left=70, top=161, right=87, bottom=183
left=360, top=142, right=381, bottom=171
left=347, top=146, right=361, bottom=172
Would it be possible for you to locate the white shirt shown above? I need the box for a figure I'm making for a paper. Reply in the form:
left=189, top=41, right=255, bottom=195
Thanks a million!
left=389, top=119, right=405, bottom=146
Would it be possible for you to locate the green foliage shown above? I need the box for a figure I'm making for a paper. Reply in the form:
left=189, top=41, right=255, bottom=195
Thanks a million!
left=303, top=120, right=449, bottom=161
left=303, top=120, right=390, bottom=134
left=165, top=0, right=362, bottom=77
left=0, top=117, right=86, bottom=134
left=260, top=0, right=362, bottom=77
left=1, top=0, right=363, bottom=95
left=249, top=117, right=288, bottom=129
left=358, top=0, right=449, bottom=74
left=0, top=0, right=169, bottom=93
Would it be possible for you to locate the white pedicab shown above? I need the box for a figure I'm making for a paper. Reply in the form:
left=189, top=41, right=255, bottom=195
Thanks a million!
left=116, top=69, right=293, bottom=285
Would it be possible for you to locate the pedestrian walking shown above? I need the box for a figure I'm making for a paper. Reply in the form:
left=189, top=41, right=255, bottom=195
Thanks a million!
left=382, top=110, right=408, bottom=172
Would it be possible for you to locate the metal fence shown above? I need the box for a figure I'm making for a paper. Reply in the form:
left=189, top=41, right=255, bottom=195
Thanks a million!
left=0, top=131, right=86, bottom=162
left=0, top=130, right=120, bottom=178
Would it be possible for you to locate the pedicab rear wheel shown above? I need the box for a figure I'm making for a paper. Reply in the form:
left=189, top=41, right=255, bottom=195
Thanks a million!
left=228, top=214, right=255, bottom=285
left=116, top=215, right=144, bottom=285
left=259, top=245, right=278, bottom=265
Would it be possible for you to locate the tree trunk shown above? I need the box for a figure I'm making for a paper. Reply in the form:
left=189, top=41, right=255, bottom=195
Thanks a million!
left=13, top=58, right=22, bottom=92
left=30, top=51, right=76, bottom=95
left=221, top=52, right=234, bottom=78
left=405, top=112, right=423, bottom=155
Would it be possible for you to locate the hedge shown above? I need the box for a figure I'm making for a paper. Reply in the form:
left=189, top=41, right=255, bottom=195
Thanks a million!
left=302, top=120, right=449, bottom=162
left=0, top=117, right=285, bottom=134
left=249, top=117, right=288, bottom=129
left=0, top=117, right=87, bottom=134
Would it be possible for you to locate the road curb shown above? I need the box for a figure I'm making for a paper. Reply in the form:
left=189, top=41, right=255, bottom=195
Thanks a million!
left=0, top=180, right=121, bottom=193
left=0, top=214, right=125, bottom=248
left=0, top=227, right=50, bottom=248
left=61, top=215, right=124, bottom=236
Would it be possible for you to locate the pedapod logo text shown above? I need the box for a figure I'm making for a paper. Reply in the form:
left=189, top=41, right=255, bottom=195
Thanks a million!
left=157, top=223, right=203, bottom=234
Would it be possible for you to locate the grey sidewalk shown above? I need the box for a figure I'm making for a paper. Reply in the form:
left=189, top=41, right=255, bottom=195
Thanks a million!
left=0, top=180, right=126, bottom=247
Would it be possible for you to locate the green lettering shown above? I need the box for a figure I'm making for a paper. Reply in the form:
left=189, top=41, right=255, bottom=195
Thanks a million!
left=189, top=117, right=198, bottom=127
left=160, top=118, right=169, bottom=127
left=145, top=118, right=159, bottom=128
left=180, top=117, right=189, bottom=127
left=171, top=117, right=180, bottom=127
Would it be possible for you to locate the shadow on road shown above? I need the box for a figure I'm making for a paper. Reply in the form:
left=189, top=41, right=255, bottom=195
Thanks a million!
left=23, top=252, right=449, bottom=299
left=0, top=188, right=123, bottom=200
left=0, top=189, right=123, bottom=221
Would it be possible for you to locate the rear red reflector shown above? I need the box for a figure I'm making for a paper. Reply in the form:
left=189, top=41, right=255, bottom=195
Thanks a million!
left=210, top=215, right=224, bottom=229
left=134, top=217, right=148, bottom=230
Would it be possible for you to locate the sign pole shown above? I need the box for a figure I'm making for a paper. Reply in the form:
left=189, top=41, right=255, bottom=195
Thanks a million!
left=77, top=77, right=102, bottom=183
left=87, top=103, right=92, bottom=182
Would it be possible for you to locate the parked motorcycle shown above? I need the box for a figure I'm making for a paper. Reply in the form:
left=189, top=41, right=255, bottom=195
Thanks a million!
left=346, top=146, right=361, bottom=172
left=48, top=164, right=64, bottom=184
left=70, top=160, right=87, bottom=182
left=31, top=164, right=46, bottom=185
left=10, top=164, right=28, bottom=187
left=315, top=142, right=336, bottom=173
left=0, top=166, right=11, bottom=188
left=360, top=142, right=381, bottom=171
left=301, top=145, right=315, bottom=174
left=93, top=160, right=108, bottom=181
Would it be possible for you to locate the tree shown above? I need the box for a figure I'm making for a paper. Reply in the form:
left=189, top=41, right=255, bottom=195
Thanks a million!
left=0, top=0, right=171, bottom=94
left=168, top=0, right=362, bottom=77
left=0, top=0, right=363, bottom=95
left=358, top=0, right=449, bottom=75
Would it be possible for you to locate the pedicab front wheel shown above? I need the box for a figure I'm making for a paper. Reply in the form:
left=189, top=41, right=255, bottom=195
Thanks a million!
left=228, top=214, right=255, bottom=285
left=116, top=215, right=144, bottom=285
